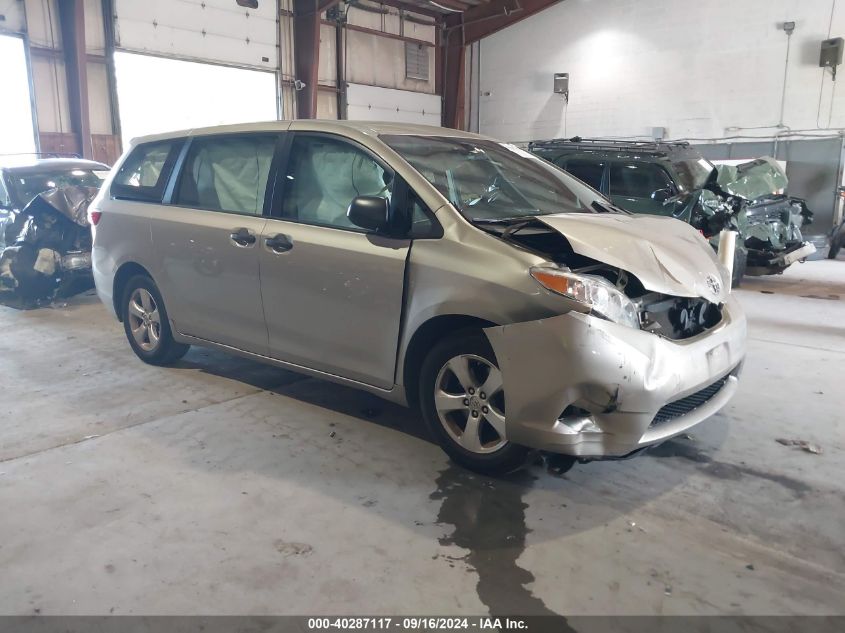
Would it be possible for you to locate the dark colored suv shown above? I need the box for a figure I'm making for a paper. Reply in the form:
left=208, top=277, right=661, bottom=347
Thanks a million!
left=529, top=138, right=815, bottom=281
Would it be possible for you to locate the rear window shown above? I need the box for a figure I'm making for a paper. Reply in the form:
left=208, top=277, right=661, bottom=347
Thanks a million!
left=111, top=140, right=181, bottom=202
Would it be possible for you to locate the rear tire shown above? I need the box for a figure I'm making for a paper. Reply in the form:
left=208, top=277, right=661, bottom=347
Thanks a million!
left=419, top=330, right=529, bottom=475
left=121, top=274, right=189, bottom=366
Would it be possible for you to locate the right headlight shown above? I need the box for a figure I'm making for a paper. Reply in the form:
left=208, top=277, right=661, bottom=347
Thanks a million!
left=530, top=266, right=641, bottom=329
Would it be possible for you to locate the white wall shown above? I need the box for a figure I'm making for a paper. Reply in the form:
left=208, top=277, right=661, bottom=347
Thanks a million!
left=478, top=0, right=845, bottom=142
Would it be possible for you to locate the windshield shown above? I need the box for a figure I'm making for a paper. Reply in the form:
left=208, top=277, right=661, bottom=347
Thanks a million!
left=382, top=135, right=605, bottom=221
left=672, top=157, right=715, bottom=191
left=9, top=169, right=105, bottom=208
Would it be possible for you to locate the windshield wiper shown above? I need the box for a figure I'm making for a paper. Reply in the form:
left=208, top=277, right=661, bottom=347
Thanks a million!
left=472, top=216, right=531, bottom=224
left=591, top=201, right=630, bottom=215
left=472, top=216, right=540, bottom=239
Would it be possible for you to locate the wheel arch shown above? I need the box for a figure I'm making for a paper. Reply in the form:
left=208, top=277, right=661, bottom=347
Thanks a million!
left=402, top=314, right=497, bottom=408
left=112, top=262, right=153, bottom=321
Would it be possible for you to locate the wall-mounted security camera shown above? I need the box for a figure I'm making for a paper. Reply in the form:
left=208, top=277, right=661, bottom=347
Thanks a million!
left=554, top=73, right=569, bottom=103
left=781, top=21, right=795, bottom=35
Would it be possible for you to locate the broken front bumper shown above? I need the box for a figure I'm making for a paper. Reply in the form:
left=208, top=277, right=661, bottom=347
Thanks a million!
left=484, top=295, right=746, bottom=458
left=772, top=241, right=816, bottom=267
left=747, top=241, right=817, bottom=274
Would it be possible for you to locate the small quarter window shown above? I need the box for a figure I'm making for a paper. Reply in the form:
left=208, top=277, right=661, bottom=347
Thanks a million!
left=111, top=140, right=180, bottom=202
left=408, top=196, right=442, bottom=239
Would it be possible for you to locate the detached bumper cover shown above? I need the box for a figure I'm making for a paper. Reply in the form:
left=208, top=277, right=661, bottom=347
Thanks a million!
left=771, top=241, right=816, bottom=267
left=484, top=295, right=747, bottom=457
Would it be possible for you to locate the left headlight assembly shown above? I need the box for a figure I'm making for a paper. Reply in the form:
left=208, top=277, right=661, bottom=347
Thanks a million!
left=530, top=266, right=641, bottom=329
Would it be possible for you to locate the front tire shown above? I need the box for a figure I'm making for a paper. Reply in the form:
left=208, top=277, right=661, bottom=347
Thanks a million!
left=419, top=330, right=529, bottom=475
left=121, top=274, right=189, bottom=366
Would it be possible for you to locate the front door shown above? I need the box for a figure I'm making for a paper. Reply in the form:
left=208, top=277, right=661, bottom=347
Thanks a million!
left=258, top=133, right=410, bottom=389
left=150, top=133, right=278, bottom=354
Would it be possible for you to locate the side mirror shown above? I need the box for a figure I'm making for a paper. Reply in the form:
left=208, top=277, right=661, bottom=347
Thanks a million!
left=348, top=196, right=390, bottom=233
left=650, top=187, right=673, bottom=203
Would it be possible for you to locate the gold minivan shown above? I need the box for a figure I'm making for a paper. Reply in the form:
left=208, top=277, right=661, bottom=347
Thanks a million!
left=91, top=121, right=746, bottom=474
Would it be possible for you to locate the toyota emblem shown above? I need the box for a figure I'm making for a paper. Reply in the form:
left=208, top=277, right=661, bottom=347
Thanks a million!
left=706, top=274, right=722, bottom=296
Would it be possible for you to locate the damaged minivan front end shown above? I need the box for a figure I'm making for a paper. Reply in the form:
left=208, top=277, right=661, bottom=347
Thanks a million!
left=479, top=213, right=746, bottom=458
left=383, top=132, right=748, bottom=470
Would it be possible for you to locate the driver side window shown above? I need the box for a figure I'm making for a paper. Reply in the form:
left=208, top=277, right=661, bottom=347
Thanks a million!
left=281, top=135, right=393, bottom=230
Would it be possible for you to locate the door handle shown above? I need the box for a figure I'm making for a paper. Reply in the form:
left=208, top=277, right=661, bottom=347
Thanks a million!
left=230, top=227, right=256, bottom=247
left=265, top=233, right=293, bottom=253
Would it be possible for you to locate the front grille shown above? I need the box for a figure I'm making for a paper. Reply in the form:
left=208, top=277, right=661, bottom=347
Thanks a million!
left=650, top=374, right=730, bottom=427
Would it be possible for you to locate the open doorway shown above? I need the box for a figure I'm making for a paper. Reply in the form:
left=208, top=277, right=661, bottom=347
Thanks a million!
left=0, top=35, right=37, bottom=157
left=113, top=52, right=278, bottom=146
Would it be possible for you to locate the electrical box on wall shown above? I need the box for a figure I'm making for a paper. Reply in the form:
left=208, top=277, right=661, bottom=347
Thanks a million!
left=554, top=73, right=569, bottom=101
left=820, top=37, right=843, bottom=68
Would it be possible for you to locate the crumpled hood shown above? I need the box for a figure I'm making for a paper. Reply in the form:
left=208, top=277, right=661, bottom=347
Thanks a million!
left=716, top=156, right=787, bottom=201
left=537, top=213, right=729, bottom=303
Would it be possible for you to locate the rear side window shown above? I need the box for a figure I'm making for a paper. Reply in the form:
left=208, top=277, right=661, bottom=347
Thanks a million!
left=563, top=159, right=604, bottom=190
left=608, top=162, right=674, bottom=198
left=111, top=140, right=180, bottom=202
left=174, top=135, right=277, bottom=215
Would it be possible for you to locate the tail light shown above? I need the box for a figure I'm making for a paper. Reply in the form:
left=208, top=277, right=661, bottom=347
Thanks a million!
left=88, top=209, right=102, bottom=226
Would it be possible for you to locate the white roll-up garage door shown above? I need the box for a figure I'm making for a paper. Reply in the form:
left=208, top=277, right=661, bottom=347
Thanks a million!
left=113, top=0, right=278, bottom=71
left=346, top=84, right=441, bottom=126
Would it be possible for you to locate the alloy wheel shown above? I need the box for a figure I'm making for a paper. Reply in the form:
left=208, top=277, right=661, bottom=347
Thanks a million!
left=127, top=288, right=162, bottom=352
left=434, top=354, right=507, bottom=454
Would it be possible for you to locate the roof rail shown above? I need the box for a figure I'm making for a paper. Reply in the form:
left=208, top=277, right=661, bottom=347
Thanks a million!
left=527, top=137, right=691, bottom=155
left=0, top=151, right=83, bottom=159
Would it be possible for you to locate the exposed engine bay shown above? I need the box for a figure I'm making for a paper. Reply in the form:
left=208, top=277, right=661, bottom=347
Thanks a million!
left=477, top=217, right=724, bottom=340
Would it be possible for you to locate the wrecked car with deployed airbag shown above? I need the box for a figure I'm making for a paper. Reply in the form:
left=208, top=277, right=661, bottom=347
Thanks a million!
left=93, top=122, right=746, bottom=476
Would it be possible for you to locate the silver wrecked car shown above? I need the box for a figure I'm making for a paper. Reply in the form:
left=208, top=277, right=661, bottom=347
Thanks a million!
left=90, top=121, right=746, bottom=474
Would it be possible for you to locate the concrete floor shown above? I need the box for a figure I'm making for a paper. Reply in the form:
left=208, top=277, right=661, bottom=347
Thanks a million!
left=0, top=260, right=843, bottom=616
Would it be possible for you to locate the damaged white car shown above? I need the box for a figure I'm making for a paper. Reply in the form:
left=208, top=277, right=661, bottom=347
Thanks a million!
left=91, top=122, right=747, bottom=474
